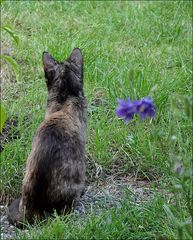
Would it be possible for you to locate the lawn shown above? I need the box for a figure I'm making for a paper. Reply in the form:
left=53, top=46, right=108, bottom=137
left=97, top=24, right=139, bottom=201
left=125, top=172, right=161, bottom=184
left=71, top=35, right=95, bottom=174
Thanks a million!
left=1, top=1, right=192, bottom=239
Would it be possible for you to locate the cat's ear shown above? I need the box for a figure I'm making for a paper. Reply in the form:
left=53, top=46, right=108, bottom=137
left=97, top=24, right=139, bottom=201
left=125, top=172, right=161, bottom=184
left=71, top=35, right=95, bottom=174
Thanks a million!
left=68, top=48, right=83, bottom=66
left=42, top=52, right=57, bottom=72
left=68, top=48, right=83, bottom=74
left=67, top=48, right=83, bottom=94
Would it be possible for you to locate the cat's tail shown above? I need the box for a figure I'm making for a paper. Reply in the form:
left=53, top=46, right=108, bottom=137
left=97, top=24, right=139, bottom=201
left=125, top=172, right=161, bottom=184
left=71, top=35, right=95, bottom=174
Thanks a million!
left=7, top=197, right=25, bottom=229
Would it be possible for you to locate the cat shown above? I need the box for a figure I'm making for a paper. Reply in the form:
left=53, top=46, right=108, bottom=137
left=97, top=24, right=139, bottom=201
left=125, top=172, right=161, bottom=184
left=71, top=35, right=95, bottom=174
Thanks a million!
left=7, top=48, right=87, bottom=228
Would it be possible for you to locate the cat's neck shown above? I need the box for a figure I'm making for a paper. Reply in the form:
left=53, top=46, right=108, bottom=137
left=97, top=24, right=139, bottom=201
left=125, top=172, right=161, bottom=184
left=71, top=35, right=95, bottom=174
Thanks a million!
left=45, top=97, right=82, bottom=120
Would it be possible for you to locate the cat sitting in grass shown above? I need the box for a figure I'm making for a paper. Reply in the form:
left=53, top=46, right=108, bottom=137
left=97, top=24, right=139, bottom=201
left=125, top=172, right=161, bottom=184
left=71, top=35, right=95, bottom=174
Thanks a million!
left=8, top=48, right=87, bottom=228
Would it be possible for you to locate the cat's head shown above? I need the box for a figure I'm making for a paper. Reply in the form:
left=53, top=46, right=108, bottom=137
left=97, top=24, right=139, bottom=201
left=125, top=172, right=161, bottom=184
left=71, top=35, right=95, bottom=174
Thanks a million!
left=42, top=48, right=84, bottom=105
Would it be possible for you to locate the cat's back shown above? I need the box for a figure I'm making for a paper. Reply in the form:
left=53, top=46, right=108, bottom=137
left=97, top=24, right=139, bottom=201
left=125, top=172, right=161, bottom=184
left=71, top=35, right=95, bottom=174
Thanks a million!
left=35, top=110, right=85, bottom=160
left=28, top=110, right=85, bottom=209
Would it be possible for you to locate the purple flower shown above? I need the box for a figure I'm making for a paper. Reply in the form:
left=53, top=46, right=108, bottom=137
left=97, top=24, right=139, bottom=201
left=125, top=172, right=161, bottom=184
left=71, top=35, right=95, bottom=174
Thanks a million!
left=116, top=96, right=156, bottom=122
left=135, top=97, right=156, bottom=120
left=116, top=98, right=136, bottom=122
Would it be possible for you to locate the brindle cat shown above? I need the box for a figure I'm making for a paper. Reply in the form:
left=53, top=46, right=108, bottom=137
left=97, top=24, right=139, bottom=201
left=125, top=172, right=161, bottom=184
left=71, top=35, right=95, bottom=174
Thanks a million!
left=7, top=48, right=87, bottom=228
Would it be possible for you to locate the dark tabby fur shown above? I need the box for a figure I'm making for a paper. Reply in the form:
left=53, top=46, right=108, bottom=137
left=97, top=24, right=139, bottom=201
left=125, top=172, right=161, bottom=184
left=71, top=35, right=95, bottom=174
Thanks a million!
left=7, top=48, right=87, bottom=228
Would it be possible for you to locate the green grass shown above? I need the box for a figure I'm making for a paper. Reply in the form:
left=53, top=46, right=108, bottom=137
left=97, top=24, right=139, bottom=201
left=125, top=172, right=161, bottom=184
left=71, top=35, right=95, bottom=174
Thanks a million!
left=18, top=195, right=177, bottom=240
left=1, top=1, right=192, bottom=239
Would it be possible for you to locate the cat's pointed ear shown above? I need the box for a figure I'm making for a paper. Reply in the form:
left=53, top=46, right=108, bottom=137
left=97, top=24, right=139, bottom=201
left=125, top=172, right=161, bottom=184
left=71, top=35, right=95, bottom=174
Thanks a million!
left=68, top=48, right=83, bottom=70
left=42, top=52, right=57, bottom=72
